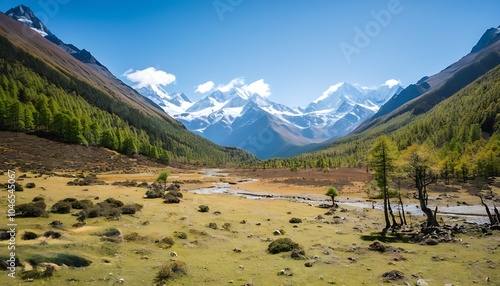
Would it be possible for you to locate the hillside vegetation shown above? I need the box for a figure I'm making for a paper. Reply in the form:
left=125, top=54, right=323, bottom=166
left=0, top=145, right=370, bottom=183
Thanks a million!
left=265, top=64, right=500, bottom=179
left=0, top=18, right=256, bottom=165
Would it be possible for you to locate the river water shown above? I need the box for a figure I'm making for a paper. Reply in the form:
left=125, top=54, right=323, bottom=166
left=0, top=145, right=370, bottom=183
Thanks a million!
left=190, top=171, right=491, bottom=225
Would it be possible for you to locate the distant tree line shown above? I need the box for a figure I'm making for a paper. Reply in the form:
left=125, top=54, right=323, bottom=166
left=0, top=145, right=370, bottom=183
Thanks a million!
left=259, top=65, right=500, bottom=181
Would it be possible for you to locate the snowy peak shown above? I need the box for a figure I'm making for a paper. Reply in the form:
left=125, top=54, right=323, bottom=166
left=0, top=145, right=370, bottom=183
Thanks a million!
left=5, top=5, right=52, bottom=37
left=136, top=85, right=192, bottom=115
left=306, top=81, right=402, bottom=113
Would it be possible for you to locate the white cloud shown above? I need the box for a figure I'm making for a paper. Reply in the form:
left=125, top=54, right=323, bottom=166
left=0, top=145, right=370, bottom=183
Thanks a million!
left=217, top=77, right=245, bottom=93
left=385, top=79, right=401, bottom=88
left=195, top=81, right=215, bottom=93
left=215, top=77, right=271, bottom=97
left=243, top=79, right=271, bottom=97
left=123, top=67, right=176, bottom=88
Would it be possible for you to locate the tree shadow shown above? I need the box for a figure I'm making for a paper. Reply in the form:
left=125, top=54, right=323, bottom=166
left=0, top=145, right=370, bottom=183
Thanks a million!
left=360, top=231, right=410, bottom=243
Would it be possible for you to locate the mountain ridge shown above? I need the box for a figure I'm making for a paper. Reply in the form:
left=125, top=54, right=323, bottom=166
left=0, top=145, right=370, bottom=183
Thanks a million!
left=0, top=8, right=256, bottom=164
left=139, top=80, right=402, bottom=159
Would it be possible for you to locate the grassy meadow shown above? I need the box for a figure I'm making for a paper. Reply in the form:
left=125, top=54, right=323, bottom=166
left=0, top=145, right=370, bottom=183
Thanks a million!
left=0, top=169, right=499, bottom=286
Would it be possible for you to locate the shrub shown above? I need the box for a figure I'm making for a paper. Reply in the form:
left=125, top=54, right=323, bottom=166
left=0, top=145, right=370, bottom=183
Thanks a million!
left=289, top=217, right=303, bottom=224
left=26, top=254, right=50, bottom=266
left=145, top=188, right=163, bottom=198
left=198, top=205, right=210, bottom=212
left=43, top=231, right=62, bottom=239
left=73, top=199, right=93, bottom=209
left=163, top=195, right=180, bottom=204
left=32, top=196, right=44, bottom=202
left=62, top=197, right=78, bottom=204
left=268, top=238, right=300, bottom=254
left=50, top=202, right=72, bottom=214
left=155, top=260, right=188, bottom=284
left=222, top=222, right=231, bottom=231
left=166, top=190, right=183, bottom=198
left=15, top=203, right=45, bottom=217
left=157, top=236, right=175, bottom=248
left=123, top=232, right=147, bottom=242
left=207, top=222, right=217, bottom=230
left=166, top=184, right=180, bottom=192
left=96, top=228, right=122, bottom=238
left=14, top=182, right=24, bottom=192
left=25, top=182, right=36, bottom=188
left=104, top=198, right=124, bottom=208
left=121, top=204, right=138, bottom=214
left=32, top=200, right=47, bottom=210
left=22, top=231, right=38, bottom=240
left=0, top=256, right=22, bottom=269
left=50, top=253, right=92, bottom=267
left=174, top=232, right=187, bottom=239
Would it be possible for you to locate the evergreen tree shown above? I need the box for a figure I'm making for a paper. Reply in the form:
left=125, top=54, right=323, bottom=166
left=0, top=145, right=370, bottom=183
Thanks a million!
left=369, top=136, right=399, bottom=233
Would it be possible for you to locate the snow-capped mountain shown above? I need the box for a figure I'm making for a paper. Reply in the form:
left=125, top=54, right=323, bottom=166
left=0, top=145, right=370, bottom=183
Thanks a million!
left=136, top=85, right=192, bottom=115
left=5, top=5, right=52, bottom=37
left=137, top=80, right=402, bottom=159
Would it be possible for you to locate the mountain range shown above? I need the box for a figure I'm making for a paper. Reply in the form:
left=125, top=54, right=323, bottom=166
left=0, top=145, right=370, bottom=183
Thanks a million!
left=2, top=4, right=499, bottom=164
left=137, top=75, right=403, bottom=159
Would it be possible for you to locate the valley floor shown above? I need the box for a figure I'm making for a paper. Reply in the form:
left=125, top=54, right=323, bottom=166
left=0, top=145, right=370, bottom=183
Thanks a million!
left=0, top=165, right=499, bottom=286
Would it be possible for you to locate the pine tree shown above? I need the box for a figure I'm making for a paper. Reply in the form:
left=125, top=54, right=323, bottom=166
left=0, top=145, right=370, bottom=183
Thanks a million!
left=369, top=136, right=399, bottom=233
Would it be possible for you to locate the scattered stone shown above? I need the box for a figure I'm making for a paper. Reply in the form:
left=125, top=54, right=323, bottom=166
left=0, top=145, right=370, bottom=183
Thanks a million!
left=416, top=278, right=429, bottom=286
left=291, top=248, right=306, bottom=260
left=304, top=261, right=314, bottom=267
left=273, top=230, right=282, bottom=236
left=381, top=270, right=405, bottom=281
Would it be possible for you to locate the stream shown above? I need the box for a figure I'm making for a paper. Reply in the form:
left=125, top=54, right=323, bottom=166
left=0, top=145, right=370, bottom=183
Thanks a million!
left=190, top=172, right=491, bottom=225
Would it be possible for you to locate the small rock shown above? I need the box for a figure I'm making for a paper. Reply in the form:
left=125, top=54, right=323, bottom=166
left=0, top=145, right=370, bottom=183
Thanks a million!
left=416, top=279, right=429, bottom=286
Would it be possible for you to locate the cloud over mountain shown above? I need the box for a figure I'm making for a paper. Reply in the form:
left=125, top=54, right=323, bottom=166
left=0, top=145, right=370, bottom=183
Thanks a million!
left=123, top=67, right=176, bottom=88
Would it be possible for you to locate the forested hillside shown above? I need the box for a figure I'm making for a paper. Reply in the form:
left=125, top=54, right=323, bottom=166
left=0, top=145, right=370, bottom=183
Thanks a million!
left=265, top=65, right=500, bottom=179
left=0, top=15, right=256, bottom=165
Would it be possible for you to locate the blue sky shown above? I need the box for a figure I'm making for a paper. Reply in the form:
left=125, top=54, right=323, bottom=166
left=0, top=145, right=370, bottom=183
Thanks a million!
left=2, top=0, right=499, bottom=107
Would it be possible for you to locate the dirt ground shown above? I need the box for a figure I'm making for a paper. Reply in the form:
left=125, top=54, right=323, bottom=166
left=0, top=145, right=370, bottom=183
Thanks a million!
left=0, top=132, right=499, bottom=285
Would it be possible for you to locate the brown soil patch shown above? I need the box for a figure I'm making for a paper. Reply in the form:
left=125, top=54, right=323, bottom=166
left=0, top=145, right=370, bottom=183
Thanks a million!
left=0, top=131, right=165, bottom=173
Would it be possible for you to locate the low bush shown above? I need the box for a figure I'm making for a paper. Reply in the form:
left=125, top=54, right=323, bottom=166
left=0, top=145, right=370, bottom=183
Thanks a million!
left=25, top=182, right=36, bottom=188
left=121, top=203, right=143, bottom=214
left=289, top=217, right=303, bottom=224
left=157, top=236, right=175, bottom=248
left=43, top=231, right=62, bottom=239
left=207, top=222, right=217, bottom=230
left=50, top=201, right=72, bottom=214
left=155, top=260, right=188, bottom=284
left=268, top=238, right=300, bottom=254
left=163, top=195, right=180, bottom=204
left=174, top=232, right=187, bottom=239
left=104, top=198, right=124, bottom=208
left=72, top=199, right=93, bottom=209
left=62, top=197, right=78, bottom=204
left=32, top=196, right=44, bottom=202
left=22, top=231, right=39, bottom=240
left=166, top=190, right=183, bottom=198
left=16, top=203, right=45, bottom=217
left=50, top=253, right=92, bottom=267
left=198, top=205, right=210, bottom=212
left=145, top=188, right=163, bottom=198
left=123, top=232, right=147, bottom=242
